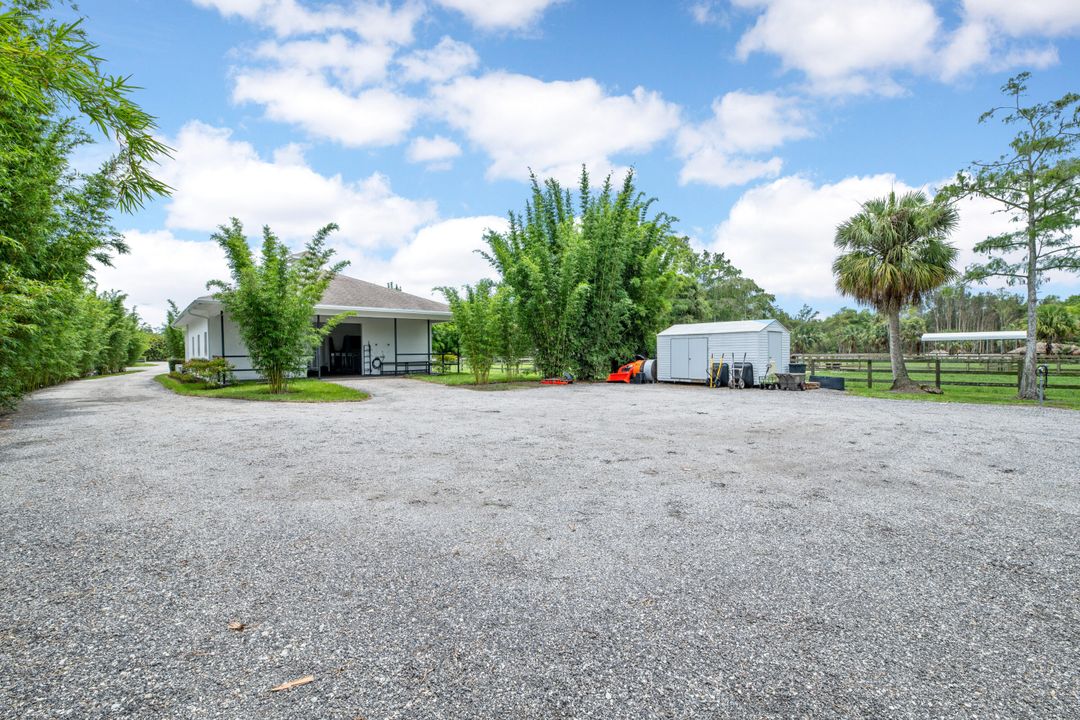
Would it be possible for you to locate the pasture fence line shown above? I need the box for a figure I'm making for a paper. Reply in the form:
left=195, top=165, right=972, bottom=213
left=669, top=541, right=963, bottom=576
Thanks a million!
left=793, top=353, right=1080, bottom=391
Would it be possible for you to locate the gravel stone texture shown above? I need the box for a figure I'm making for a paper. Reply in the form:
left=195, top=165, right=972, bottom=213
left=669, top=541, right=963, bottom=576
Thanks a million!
left=0, top=366, right=1078, bottom=719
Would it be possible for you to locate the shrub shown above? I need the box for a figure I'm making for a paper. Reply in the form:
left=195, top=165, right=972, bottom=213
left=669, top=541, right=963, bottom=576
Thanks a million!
left=182, top=357, right=235, bottom=387
left=435, top=353, right=458, bottom=373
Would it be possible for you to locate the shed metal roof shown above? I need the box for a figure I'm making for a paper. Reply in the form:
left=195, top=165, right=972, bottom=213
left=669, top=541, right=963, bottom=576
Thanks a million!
left=658, top=319, right=786, bottom=336
left=921, top=330, right=1026, bottom=342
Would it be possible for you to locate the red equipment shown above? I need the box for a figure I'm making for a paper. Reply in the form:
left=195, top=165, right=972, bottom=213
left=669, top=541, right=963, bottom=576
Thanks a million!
left=540, top=373, right=574, bottom=385
left=607, top=359, right=645, bottom=383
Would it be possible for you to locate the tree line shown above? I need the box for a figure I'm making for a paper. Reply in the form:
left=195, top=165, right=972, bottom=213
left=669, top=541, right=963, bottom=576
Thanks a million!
left=0, top=1, right=169, bottom=411
left=436, top=169, right=792, bottom=382
left=440, top=73, right=1078, bottom=399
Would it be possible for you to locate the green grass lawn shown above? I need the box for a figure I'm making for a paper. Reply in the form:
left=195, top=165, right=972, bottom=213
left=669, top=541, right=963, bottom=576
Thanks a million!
left=155, top=374, right=369, bottom=402
left=411, top=370, right=542, bottom=387
left=130, top=362, right=158, bottom=367
left=813, top=367, right=1080, bottom=411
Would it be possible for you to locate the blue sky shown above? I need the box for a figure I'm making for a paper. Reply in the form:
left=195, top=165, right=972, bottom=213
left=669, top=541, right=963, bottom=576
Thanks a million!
left=78, top=0, right=1080, bottom=326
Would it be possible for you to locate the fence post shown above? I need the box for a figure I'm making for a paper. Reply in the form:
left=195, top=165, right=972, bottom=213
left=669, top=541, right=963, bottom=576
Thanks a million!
left=867, top=359, right=873, bottom=388
left=1016, top=358, right=1022, bottom=391
left=810, top=357, right=816, bottom=376
left=935, top=359, right=941, bottom=389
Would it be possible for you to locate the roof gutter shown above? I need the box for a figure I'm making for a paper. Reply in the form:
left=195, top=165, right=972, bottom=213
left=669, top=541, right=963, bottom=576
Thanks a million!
left=315, top=304, right=452, bottom=319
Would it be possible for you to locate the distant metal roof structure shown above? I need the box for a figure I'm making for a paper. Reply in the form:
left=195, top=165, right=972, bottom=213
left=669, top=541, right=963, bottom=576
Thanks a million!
left=658, top=319, right=786, bottom=336
left=921, top=330, right=1026, bottom=342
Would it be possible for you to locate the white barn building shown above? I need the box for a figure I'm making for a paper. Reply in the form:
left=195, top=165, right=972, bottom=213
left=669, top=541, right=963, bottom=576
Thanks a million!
left=173, top=273, right=451, bottom=380
left=657, top=319, right=790, bottom=385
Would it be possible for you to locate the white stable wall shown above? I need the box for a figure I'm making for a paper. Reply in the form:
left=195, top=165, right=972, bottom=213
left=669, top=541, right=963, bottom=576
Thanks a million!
left=184, top=316, right=209, bottom=360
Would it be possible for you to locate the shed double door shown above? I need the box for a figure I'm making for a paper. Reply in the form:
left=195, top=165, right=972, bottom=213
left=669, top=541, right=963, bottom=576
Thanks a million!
left=670, top=336, right=709, bottom=380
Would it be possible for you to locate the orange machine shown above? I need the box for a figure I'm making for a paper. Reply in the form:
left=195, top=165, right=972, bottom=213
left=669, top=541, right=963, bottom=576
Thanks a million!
left=607, top=358, right=645, bottom=383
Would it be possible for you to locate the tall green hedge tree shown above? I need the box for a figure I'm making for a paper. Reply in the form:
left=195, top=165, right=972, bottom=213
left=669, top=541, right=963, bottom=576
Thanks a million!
left=944, top=73, right=1080, bottom=398
left=163, top=300, right=186, bottom=361
left=493, top=284, right=530, bottom=379
left=482, top=169, right=683, bottom=380
left=439, top=280, right=499, bottom=384
left=0, top=1, right=169, bottom=410
left=208, top=219, right=348, bottom=393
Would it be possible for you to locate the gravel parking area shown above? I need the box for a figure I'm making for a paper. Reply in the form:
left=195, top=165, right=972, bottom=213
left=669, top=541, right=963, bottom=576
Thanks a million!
left=1, top=367, right=1078, bottom=719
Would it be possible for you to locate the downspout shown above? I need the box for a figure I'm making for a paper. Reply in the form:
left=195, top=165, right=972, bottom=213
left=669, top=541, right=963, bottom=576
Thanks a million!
left=394, top=318, right=398, bottom=374
left=427, top=319, right=431, bottom=372
left=220, top=312, right=225, bottom=358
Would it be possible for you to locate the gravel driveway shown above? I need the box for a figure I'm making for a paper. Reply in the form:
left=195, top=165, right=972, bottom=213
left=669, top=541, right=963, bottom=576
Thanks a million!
left=1, top=367, right=1077, bottom=719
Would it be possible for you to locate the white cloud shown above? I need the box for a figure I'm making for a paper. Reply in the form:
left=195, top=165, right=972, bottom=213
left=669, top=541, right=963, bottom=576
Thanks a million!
left=733, top=0, right=940, bottom=95
left=363, top=216, right=508, bottom=300
left=192, top=0, right=422, bottom=42
left=233, top=67, right=419, bottom=146
left=962, top=0, right=1080, bottom=37
left=93, top=230, right=231, bottom=327
left=689, top=1, right=726, bottom=26
left=252, top=34, right=395, bottom=88
left=161, top=121, right=437, bottom=250
left=727, top=0, right=1075, bottom=89
left=406, top=135, right=462, bottom=167
left=707, top=173, right=1064, bottom=302
left=434, top=72, right=681, bottom=182
left=432, top=0, right=561, bottom=30
left=939, top=0, right=1072, bottom=80
left=676, top=91, right=810, bottom=187
left=710, top=174, right=903, bottom=298
left=939, top=21, right=993, bottom=81
left=398, top=37, right=479, bottom=84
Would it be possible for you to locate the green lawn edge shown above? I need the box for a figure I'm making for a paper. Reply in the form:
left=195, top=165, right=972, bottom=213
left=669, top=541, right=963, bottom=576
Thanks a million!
left=842, top=385, right=1079, bottom=411
left=155, top=374, right=369, bottom=403
left=409, top=371, right=542, bottom=387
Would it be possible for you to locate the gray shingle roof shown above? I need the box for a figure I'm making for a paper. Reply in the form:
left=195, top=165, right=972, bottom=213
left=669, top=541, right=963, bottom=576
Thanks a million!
left=319, top=274, right=449, bottom=312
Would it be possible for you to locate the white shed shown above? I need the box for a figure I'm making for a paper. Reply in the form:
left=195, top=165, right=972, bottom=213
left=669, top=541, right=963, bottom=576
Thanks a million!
left=657, top=319, right=790, bottom=385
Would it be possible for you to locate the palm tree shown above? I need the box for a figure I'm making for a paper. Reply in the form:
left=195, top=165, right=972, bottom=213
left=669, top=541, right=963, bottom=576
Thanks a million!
left=1037, top=303, right=1078, bottom=355
left=834, top=191, right=959, bottom=391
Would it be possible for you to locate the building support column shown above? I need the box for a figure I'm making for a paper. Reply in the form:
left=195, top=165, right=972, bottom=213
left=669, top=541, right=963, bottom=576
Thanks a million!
left=394, top=318, right=398, bottom=375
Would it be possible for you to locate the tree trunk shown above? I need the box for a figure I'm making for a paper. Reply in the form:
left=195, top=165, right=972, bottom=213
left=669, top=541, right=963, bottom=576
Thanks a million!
left=1019, top=211, right=1039, bottom=400
left=887, top=309, right=919, bottom=391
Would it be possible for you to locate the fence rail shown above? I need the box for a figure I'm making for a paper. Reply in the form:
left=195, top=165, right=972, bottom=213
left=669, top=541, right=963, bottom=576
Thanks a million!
left=794, top=353, right=1080, bottom=391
